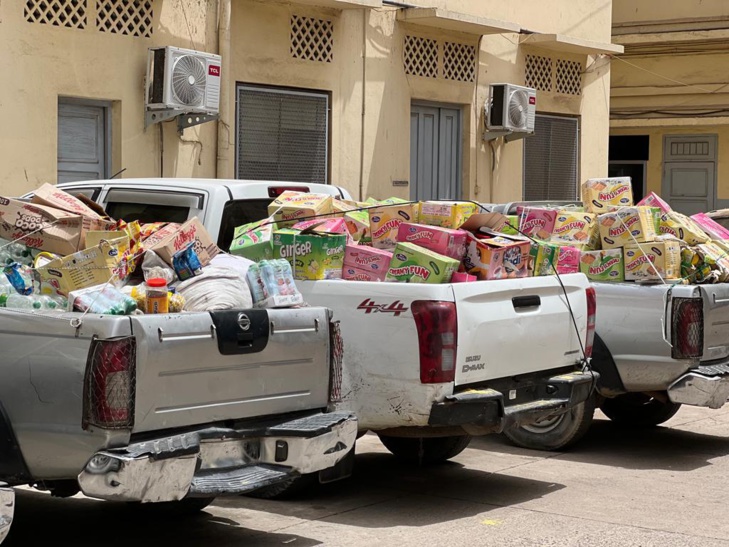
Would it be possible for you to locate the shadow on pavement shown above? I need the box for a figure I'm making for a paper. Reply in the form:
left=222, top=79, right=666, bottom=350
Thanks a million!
left=5, top=489, right=322, bottom=547
left=474, top=416, right=729, bottom=472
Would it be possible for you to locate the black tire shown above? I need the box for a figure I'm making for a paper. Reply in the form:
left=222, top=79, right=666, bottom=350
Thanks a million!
left=503, top=396, right=596, bottom=451
left=600, top=394, right=681, bottom=427
left=377, top=434, right=472, bottom=464
left=127, top=497, right=215, bottom=516
left=245, top=474, right=317, bottom=500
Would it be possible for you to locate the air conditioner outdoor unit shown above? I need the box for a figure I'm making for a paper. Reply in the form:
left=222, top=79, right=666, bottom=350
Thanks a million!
left=145, top=46, right=222, bottom=115
left=485, top=83, right=536, bottom=136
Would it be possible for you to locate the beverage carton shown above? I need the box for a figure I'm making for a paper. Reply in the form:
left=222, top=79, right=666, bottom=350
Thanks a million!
left=386, top=242, right=459, bottom=283
left=532, top=242, right=581, bottom=276
left=582, top=177, right=634, bottom=213
left=268, top=192, right=333, bottom=227
left=598, top=207, right=658, bottom=249
left=637, top=192, right=672, bottom=214
left=551, top=210, right=599, bottom=248
left=344, top=210, right=370, bottom=242
left=343, top=265, right=386, bottom=282
left=624, top=241, right=682, bottom=282
left=579, top=249, right=625, bottom=282
left=659, top=211, right=709, bottom=245
left=343, top=245, right=392, bottom=274
left=463, top=234, right=531, bottom=280
left=396, top=223, right=468, bottom=260
left=418, top=201, right=478, bottom=229
left=0, top=197, right=84, bottom=255
left=230, top=218, right=275, bottom=262
left=369, top=203, right=417, bottom=250
left=516, top=207, right=557, bottom=239
left=692, top=212, right=729, bottom=241
left=144, top=217, right=220, bottom=267
left=273, top=229, right=346, bottom=280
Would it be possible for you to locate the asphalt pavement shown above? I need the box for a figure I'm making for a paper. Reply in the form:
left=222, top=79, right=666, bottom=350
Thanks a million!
left=7, top=406, right=729, bottom=546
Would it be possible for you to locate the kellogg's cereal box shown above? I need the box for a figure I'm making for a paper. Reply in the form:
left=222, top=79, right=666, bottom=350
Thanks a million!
left=418, top=201, right=478, bottom=229
left=386, top=242, right=458, bottom=283
left=583, top=177, right=634, bottom=213
left=343, top=245, right=392, bottom=274
left=463, top=234, right=531, bottom=280
left=624, top=241, right=681, bottom=282
left=579, top=249, right=625, bottom=282
left=144, top=217, right=220, bottom=267
left=369, top=203, right=417, bottom=250
left=273, top=229, right=346, bottom=280
left=659, top=211, right=709, bottom=245
left=551, top=210, right=598, bottom=249
left=598, top=207, right=658, bottom=249
left=268, top=192, right=333, bottom=227
left=516, top=207, right=558, bottom=240
left=396, top=223, right=468, bottom=260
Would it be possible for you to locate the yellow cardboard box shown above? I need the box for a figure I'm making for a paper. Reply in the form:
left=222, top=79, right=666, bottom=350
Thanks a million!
left=582, top=177, right=634, bottom=213
left=550, top=210, right=599, bottom=249
left=624, top=240, right=682, bottom=281
left=598, top=207, right=658, bottom=249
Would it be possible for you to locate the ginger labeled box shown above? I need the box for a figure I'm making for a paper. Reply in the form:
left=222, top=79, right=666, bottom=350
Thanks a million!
left=583, top=177, right=634, bottom=213
left=598, top=207, right=658, bottom=249
left=273, top=229, right=346, bottom=280
left=624, top=241, right=681, bottom=281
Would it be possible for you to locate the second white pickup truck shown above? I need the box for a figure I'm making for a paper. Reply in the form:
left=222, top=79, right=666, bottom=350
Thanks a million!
left=40, top=179, right=598, bottom=462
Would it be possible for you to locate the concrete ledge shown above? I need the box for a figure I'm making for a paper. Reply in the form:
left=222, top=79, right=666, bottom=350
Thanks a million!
left=286, top=0, right=382, bottom=8
left=396, top=8, right=520, bottom=35
left=521, top=33, right=624, bottom=55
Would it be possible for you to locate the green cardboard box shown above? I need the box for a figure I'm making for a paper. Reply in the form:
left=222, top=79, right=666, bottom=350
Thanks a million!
left=273, top=229, right=346, bottom=280
left=386, top=242, right=459, bottom=283
left=230, top=219, right=274, bottom=262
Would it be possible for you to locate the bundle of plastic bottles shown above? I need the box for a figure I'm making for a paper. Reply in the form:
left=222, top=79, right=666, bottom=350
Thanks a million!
left=246, top=259, right=302, bottom=307
left=0, top=274, right=66, bottom=311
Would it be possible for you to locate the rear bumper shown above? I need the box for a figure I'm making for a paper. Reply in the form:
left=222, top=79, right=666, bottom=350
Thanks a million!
left=0, top=483, right=13, bottom=545
left=78, top=411, right=357, bottom=503
left=668, top=362, right=729, bottom=409
left=429, top=370, right=596, bottom=432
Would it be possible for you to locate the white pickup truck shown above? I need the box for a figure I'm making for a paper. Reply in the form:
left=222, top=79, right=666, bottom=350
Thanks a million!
left=489, top=201, right=729, bottom=449
left=44, top=179, right=598, bottom=461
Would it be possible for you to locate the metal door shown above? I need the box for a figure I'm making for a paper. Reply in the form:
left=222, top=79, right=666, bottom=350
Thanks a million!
left=662, top=135, right=717, bottom=215
left=410, top=104, right=461, bottom=201
left=57, top=101, right=108, bottom=183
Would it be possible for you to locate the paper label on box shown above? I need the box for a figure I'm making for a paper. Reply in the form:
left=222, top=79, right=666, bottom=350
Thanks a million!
left=583, top=177, right=634, bottom=213
left=580, top=249, right=625, bottom=281
left=598, top=207, right=658, bottom=249
left=274, top=230, right=346, bottom=280
left=624, top=241, right=681, bottom=281
left=551, top=211, right=598, bottom=247
left=419, top=201, right=477, bottom=229
left=386, top=242, right=458, bottom=283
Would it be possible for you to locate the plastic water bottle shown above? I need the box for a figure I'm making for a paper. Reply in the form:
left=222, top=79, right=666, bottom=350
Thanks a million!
left=6, top=294, right=37, bottom=310
left=278, top=260, right=297, bottom=296
left=260, top=261, right=280, bottom=297
left=246, top=264, right=268, bottom=304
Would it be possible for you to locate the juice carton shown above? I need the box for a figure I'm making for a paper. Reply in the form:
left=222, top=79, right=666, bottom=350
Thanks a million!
left=532, top=242, right=581, bottom=276
left=343, top=245, right=392, bottom=274
left=637, top=192, right=672, bottom=214
left=386, top=242, right=459, bottom=283
left=369, top=203, right=417, bottom=250
left=598, top=207, right=658, bottom=249
left=692, top=212, right=729, bottom=241
left=273, top=229, right=346, bottom=280
left=419, top=201, right=478, bottom=229
left=463, top=234, right=531, bottom=280
left=516, top=207, right=557, bottom=239
left=659, top=211, right=709, bottom=245
left=582, top=177, right=634, bottom=213
left=343, top=265, right=386, bottom=282
left=230, top=218, right=275, bottom=262
left=579, top=249, right=625, bottom=282
left=396, top=223, right=468, bottom=260
left=268, top=192, right=333, bottom=227
left=551, top=210, right=599, bottom=249
left=624, top=240, right=682, bottom=282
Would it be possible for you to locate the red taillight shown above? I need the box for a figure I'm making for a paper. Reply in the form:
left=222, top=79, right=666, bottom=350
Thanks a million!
left=412, top=301, right=457, bottom=384
left=268, top=186, right=310, bottom=198
left=672, top=298, right=704, bottom=359
left=585, top=287, right=597, bottom=359
left=83, top=337, right=136, bottom=430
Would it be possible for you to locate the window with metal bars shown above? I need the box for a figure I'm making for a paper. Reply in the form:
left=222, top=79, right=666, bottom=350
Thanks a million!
left=523, top=115, right=580, bottom=201
left=236, top=85, right=329, bottom=184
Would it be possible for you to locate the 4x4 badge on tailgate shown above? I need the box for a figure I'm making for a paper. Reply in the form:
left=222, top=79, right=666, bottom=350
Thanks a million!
left=357, top=299, right=408, bottom=317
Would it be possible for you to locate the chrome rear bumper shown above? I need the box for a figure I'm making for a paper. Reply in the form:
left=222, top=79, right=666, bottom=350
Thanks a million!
left=668, top=364, right=729, bottom=409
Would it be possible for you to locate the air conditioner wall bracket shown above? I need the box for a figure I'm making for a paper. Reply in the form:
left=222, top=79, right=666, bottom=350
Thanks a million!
left=482, top=130, right=534, bottom=143
left=145, top=109, right=219, bottom=133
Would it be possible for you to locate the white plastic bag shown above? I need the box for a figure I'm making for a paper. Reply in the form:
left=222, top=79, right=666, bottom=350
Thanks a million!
left=142, top=250, right=176, bottom=284
left=176, top=266, right=253, bottom=311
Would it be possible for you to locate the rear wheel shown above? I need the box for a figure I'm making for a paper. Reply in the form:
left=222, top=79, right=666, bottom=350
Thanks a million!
left=503, top=396, right=596, bottom=451
left=377, top=434, right=472, bottom=464
left=600, top=394, right=681, bottom=427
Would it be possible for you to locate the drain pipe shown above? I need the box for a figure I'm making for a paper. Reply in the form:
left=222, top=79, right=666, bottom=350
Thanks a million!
left=217, top=0, right=232, bottom=179
left=358, top=10, right=367, bottom=201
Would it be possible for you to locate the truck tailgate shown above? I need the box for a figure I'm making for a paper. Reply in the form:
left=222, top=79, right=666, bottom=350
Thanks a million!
left=699, top=284, right=729, bottom=361
left=130, top=307, right=331, bottom=433
left=452, top=274, right=588, bottom=386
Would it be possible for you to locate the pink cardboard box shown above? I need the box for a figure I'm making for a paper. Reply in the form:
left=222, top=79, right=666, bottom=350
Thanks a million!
left=637, top=192, right=672, bottom=214
left=515, top=207, right=557, bottom=239
left=692, top=212, right=729, bottom=240
left=451, top=271, right=477, bottom=283
left=343, top=245, right=393, bottom=274
left=396, top=223, right=468, bottom=260
left=342, top=265, right=386, bottom=282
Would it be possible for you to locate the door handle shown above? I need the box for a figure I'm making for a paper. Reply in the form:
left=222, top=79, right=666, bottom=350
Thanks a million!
left=158, top=325, right=217, bottom=343
left=512, top=295, right=541, bottom=309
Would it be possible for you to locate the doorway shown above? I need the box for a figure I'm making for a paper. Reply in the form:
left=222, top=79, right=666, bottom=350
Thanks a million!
left=662, top=134, right=717, bottom=215
left=57, top=99, right=110, bottom=183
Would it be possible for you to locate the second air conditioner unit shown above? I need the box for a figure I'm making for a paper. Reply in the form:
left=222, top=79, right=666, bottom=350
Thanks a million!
left=485, top=83, right=537, bottom=139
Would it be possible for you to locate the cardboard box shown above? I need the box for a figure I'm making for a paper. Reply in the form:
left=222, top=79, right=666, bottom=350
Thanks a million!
left=273, top=229, right=346, bottom=280
left=498, top=215, right=520, bottom=236
left=418, top=201, right=478, bottom=229
left=532, top=242, right=581, bottom=276
left=0, top=197, right=85, bottom=255
left=463, top=234, right=531, bottom=280
left=637, top=192, right=672, bottom=214
left=551, top=210, right=599, bottom=249
left=697, top=242, right=729, bottom=276
left=598, top=207, right=658, bottom=249
left=579, top=249, right=625, bottom=282
left=343, top=265, right=386, bottom=282
left=516, top=206, right=557, bottom=239
left=369, top=203, right=417, bottom=250
left=396, top=223, right=468, bottom=260
left=624, top=241, right=681, bottom=281
left=582, top=177, right=634, bottom=213
left=343, top=244, right=392, bottom=274
left=386, top=242, right=459, bottom=283
left=292, top=217, right=347, bottom=234
left=659, top=211, right=709, bottom=245
left=344, top=210, right=370, bottom=242
left=268, top=192, right=333, bottom=227
left=31, top=183, right=105, bottom=220
left=332, top=199, right=357, bottom=214
left=230, top=219, right=275, bottom=262
left=145, top=217, right=220, bottom=267
left=692, top=212, right=729, bottom=241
